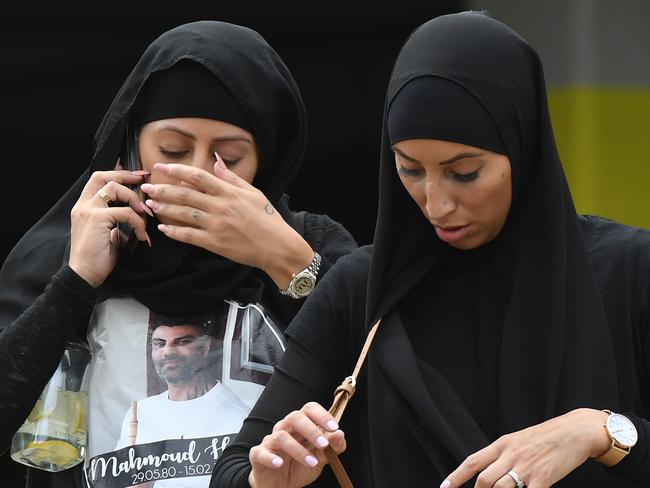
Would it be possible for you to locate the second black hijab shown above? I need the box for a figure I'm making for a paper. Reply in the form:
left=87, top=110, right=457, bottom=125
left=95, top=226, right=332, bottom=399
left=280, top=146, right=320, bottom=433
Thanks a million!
left=363, top=10, right=620, bottom=484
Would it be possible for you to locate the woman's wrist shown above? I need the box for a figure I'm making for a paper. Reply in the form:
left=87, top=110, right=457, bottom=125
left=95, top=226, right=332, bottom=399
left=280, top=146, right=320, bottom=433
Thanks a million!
left=262, top=227, right=315, bottom=290
left=68, top=260, right=105, bottom=288
left=569, top=408, right=611, bottom=458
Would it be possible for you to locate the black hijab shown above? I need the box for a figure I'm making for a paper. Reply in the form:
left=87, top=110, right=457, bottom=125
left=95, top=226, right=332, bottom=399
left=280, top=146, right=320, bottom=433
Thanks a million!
left=362, top=11, right=620, bottom=484
left=0, top=21, right=308, bottom=320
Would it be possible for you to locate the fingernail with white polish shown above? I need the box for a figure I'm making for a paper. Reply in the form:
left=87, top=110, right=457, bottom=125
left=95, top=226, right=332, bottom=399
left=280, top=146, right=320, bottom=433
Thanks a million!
left=326, top=420, right=339, bottom=431
left=440, top=480, right=451, bottom=488
left=140, top=183, right=154, bottom=194
left=271, top=457, right=283, bottom=468
left=214, top=151, right=226, bottom=169
left=154, top=162, right=170, bottom=172
left=316, top=436, right=329, bottom=448
left=140, top=201, right=154, bottom=217
left=145, top=199, right=160, bottom=211
left=305, top=455, right=318, bottom=467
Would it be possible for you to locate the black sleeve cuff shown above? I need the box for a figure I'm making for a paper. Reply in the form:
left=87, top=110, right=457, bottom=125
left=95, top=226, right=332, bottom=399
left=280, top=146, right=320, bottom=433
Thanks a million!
left=611, top=412, right=650, bottom=483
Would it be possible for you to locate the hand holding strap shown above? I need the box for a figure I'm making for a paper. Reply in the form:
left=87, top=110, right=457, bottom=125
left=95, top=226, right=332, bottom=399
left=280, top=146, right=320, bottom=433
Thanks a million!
left=324, top=318, right=382, bottom=488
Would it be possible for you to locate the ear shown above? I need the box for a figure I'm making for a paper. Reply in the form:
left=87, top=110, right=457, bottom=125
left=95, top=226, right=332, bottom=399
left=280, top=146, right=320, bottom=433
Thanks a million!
left=200, top=335, right=213, bottom=356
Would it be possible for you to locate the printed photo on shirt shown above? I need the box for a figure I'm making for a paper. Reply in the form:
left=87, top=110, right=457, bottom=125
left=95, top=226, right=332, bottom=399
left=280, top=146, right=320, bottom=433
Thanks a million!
left=82, top=298, right=285, bottom=487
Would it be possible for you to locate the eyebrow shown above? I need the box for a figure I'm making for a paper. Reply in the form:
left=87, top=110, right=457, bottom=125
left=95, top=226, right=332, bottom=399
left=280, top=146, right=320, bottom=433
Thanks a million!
left=391, top=146, right=483, bottom=166
left=171, top=335, right=197, bottom=343
left=151, top=334, right=197, bottom=342
left=157, top=125, right=253, bottom=145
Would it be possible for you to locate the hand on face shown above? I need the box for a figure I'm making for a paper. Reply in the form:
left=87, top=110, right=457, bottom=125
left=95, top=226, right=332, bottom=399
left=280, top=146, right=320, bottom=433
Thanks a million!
left=248, top=401, right=346, bottom=488
left=68, top=165, right=152, bottom=287
left=140, top=152, right=300, bottom=273
left=441, top=408, right=611, bottom=488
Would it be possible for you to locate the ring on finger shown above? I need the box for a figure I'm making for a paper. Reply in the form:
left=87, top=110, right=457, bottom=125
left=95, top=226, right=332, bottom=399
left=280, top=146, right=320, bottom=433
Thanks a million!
left=507, top=470, right=526, bottom=488
left=96, top=188, right=113, bottom=206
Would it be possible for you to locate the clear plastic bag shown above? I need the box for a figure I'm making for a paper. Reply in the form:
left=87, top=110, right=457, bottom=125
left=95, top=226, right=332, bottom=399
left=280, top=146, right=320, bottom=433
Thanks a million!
left=10, top=342, right=91, bottom=472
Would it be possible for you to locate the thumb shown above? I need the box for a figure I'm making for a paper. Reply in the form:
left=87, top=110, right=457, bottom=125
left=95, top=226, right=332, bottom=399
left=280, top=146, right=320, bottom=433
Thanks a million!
left=213, top=151, right=248, bottom=188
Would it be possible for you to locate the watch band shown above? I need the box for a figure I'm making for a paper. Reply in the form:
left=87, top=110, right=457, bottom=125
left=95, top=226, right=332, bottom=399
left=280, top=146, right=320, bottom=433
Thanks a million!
left=594, top=443, right=630, bottom=467
left=304, top=251, right=321, bottom=277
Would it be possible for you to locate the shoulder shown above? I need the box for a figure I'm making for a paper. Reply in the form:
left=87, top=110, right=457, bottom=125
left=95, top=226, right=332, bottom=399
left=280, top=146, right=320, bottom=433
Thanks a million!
left=292, top=210, right=357, bottom=244
left=317, top=245, right=372, bottom=287
left=580, top=214, right=650, bottom=253
left=580, top=214, right=650, bottom=274
left=139, top=390, right=168, bottom=406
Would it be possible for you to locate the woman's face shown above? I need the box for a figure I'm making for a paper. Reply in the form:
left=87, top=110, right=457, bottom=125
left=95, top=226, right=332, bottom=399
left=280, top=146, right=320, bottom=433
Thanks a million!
left=137, top=117, right=258, bottom=225
left=392, top=139, right=511, bottom=250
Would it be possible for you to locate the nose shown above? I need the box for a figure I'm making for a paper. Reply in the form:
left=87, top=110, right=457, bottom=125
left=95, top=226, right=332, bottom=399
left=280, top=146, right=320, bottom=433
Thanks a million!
left=424, top=178, right=456, bottom=221
left=187, top=150, right=217, bottom=172
left=179, top=151, right=217, bottom=187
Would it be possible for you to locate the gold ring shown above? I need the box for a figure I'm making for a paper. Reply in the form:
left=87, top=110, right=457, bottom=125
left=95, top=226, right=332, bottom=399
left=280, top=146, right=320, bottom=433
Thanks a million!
left=96, top=188, right=113, bottom=206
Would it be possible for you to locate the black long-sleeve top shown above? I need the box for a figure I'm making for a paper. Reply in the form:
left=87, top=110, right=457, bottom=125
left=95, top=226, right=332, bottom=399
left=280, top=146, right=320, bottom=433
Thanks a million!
left=0, top=266, right=97, bottom=451
left=211, top=215, right=650, bottom=487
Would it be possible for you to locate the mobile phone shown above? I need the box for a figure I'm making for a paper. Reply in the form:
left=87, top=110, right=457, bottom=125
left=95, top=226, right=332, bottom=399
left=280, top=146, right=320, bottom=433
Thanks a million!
left=116, top=123, right=141, bottom=254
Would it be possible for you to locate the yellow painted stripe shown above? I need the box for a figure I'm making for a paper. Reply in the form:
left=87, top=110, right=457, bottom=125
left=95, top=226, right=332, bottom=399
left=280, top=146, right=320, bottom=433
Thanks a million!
left=548, top=87, right=650, bottom=229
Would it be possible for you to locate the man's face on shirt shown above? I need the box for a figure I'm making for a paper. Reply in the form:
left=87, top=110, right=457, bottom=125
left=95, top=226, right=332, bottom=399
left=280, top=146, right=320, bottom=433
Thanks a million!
left=151, top=325, right=211, bottom=385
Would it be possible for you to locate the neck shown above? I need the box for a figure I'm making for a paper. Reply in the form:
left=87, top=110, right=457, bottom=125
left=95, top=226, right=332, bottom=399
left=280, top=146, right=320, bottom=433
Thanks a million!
left=167, top=377, right=216, bottom=401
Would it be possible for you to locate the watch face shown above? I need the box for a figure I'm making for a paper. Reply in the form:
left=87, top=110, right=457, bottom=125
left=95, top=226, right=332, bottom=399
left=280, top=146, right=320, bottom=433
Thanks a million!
left=607, top=413, right=638, bottom=447
left=292, top=274, right=315, bottom=297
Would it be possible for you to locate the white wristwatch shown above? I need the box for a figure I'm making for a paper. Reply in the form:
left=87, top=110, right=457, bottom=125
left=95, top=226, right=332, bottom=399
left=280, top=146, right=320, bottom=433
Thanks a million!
left=593, top=410, right=638, bottom=467
left=279, top=252, right=321, bottom=299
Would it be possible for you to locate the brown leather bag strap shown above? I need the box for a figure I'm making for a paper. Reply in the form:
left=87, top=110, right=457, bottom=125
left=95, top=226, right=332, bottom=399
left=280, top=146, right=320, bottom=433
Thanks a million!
left=325, top=318, right=382, bottom=488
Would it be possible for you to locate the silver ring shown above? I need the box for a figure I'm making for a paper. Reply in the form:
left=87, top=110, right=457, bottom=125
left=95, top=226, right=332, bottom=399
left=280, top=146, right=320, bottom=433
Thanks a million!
left=96, top=188, right=113, bottom=206
left=507, top=470, right=526, bottom=488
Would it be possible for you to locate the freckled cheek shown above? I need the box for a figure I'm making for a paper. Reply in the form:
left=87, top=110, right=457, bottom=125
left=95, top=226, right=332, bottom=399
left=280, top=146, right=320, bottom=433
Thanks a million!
left=481, top=185, right=511, bottom=229
left=401, top=179, right=428, bottom=211
left=138, top=144, right=158, bottom=171
left=463, top=188, right=500, bottom=221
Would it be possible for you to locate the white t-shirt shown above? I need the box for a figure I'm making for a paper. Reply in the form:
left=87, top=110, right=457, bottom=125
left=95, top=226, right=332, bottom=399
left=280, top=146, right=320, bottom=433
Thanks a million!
left=114, top=382, right=248, bottom=487
left=117, top=382, right=250, bottom=446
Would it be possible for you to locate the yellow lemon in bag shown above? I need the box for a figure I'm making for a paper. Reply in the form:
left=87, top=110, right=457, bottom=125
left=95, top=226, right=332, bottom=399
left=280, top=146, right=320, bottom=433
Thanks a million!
left=26, top=398, right=54, bottom=423
left=71, top=394, right=87, bottom=433
left=24, top=439, right=80, bottom=467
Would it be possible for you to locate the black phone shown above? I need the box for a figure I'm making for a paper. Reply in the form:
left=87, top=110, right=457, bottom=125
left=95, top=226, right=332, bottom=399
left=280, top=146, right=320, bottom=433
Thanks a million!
left=116, top=123, right=141, bottom=253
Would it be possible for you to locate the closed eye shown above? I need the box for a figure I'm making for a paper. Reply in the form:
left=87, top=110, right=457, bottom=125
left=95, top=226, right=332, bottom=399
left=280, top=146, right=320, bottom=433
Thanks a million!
left=221, top=158, right=241, bottom=166
left=160, top=148, right=189, bottom=158
left=452, top=171, right=479, bottom=183
left=398, top=165, right=424, bottom=178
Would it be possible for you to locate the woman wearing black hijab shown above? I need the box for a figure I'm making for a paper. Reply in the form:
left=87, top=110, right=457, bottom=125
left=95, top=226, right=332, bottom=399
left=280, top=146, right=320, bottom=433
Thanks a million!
left=211, top=11, right=649, bottom=488
left=0, top=21, right=357, bottom=488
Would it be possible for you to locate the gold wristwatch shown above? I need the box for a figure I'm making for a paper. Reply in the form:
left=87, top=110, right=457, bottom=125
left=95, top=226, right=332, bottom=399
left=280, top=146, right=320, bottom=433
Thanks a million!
left=593, top=410, right=638, bottom=467
left=279, top=252, right=321, bottom=299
